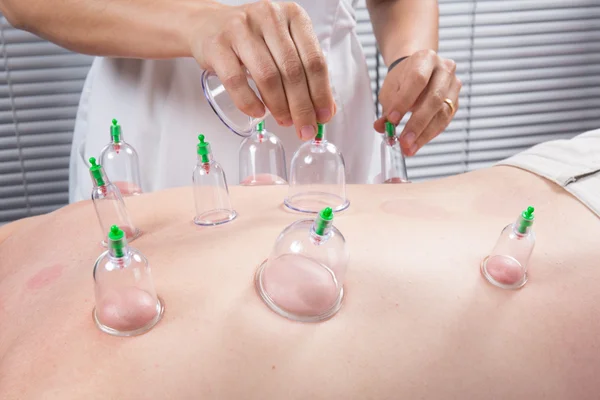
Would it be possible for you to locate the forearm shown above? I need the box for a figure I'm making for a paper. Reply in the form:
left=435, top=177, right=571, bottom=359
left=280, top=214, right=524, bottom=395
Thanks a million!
left=0, top=0, right=215, bottom=58
left=366, top=0, right=439, bottom=66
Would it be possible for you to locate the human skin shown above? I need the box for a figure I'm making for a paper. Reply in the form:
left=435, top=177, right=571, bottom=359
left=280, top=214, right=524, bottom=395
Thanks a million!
left=1, top=166, right=599, bottom=399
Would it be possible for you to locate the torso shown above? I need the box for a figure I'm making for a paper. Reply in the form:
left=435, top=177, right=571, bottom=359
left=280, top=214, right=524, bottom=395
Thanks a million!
left=2, top=166, right=600, bottom=399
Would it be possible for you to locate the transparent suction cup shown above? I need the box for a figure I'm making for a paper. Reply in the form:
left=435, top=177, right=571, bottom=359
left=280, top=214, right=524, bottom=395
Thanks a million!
left=201, top=70, right=269, bottom=138
left=77, top=141, right=93, bottom=201
left=481, top=206, right=536, bottom=290
left=99, top=119, right=143, bottom=196
left=89, top=157, right=141, bottom=246
left=284, top=124, right=349, bottom=213
left=381, top=122, right=410, bottom=184
left=239, top=121, right=287, bottom=186
left=192, top=134, right=237, bottom=226
left=93, top=225, right=164, bottom=337
left=255, top=207, right=348, bottom=322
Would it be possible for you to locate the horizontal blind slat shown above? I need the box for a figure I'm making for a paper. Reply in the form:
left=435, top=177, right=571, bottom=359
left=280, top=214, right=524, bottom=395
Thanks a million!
left=470, top=76, right=600, bottom=95
left=1, top=54, right=94, bottom=70
left=0, top=119, right=75, bottom=136
left=0, top=93, right=82, bottom=111
left=0, top=181, right=70, bottom=198
left=472, top=54, right=600, bottom=72
left=469, top=120, right=600, bottom=140
left=0, top=80, right=85, bottom=97
left=475, top=6, right=600, bottom=25
left=0, top=106, right=78, bottom=123
left=0, top=67, right=91, bottom=84
left=470, top=86, right=600, bottom=107
left=471, top=97, right=600, bottom=118
left=468, top=132, right=578, bottom=151
left=474, top=19, right=600, bottom=37
left=0, top=156, right=71, bottom=174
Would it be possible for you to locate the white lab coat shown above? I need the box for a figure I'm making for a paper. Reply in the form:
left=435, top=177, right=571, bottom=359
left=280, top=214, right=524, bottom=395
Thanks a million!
left=69, top=0, right=381, bottom=203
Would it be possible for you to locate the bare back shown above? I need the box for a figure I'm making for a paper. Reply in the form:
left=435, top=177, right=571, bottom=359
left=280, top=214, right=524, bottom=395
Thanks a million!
left=1, top=166, right=599, bottom=399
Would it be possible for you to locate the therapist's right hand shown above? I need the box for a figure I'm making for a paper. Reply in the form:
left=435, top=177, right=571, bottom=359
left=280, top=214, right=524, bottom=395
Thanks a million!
left=191, top=1, right=336, bottom=140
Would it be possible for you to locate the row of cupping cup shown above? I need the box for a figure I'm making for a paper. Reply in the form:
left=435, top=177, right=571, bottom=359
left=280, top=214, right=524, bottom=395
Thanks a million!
left=92, top=204, right=537, bottom=338
left=93, top=205, right=348, bottom=337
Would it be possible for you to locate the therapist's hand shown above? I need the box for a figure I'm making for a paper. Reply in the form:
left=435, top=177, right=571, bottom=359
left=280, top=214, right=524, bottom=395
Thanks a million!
left=374, top=50, right=462, bottom=156
left=190, top=1, right=336, bottom=140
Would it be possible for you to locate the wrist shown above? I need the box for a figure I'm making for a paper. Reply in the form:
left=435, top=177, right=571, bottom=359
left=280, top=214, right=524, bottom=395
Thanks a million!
left=184, top=0, right=228, bottom=60
left=387, top=56, right=409, bottom=72
left=382, top=44, right=436, bottom=67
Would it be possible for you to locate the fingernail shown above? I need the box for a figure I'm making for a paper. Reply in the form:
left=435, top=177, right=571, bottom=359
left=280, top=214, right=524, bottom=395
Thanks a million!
left=301, top=125, right=315, bottom=140
left=388, top=111, right=401, bottom=124
left=278, top=118, right=293, bottom=127
left=316, top=108, right=331, bottom=122
left=403, top=132, right=416, bottom=146
left=409, top=144, right=418, bottom=156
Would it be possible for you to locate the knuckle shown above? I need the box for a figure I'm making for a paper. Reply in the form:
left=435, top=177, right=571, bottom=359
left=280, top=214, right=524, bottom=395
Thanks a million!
left=445, top=59, right=457, bottom=72
left=430, top=91, right=445, bottom=109
left=199, top=35, right=220, bottom=59
left=228, top=11, right=250, bottom=33
left=282, top=59, right=305, bottom=84
left=456, top=77, right=463, bottom=88
left=255, top=1, right=281, bottom=22
left=223, top=73, right=248, bottom=91
left=291, top=103, right=315, bottom=119
left=422, top=49, right=437, bottom=60
left=284, top=1, right=305, bottom=18
left=255, top=65, right=280, bottom=89
left=414, top=70, right=429, bottom=87
left=238, top=99, right=257, bottom=114
left=305, top=52, right=327, bottom=76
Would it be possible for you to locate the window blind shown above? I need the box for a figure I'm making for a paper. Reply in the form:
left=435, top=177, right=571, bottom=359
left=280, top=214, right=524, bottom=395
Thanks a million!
left=1, top=0, right=600, bottom=223
left=0, top=16, right=94, bottom=223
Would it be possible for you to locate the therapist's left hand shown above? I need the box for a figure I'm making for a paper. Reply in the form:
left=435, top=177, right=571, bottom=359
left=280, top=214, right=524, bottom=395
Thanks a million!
left=374, top=49, right=462, bottom=156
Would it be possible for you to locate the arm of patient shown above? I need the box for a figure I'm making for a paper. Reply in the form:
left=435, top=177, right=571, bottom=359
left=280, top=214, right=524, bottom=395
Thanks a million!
left=0, top=166, right=599, bottom=400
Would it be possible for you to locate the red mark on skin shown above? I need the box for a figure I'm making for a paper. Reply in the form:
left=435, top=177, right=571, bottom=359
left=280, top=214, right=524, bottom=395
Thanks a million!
left=384, top=177, right=410, bottom=184
left=26, top=264, right=66, bottom=290
left=262, top=254, right=339, bottom=316
left=96, top=288, right=158, bottom=331
left=240, top=174, right=287, bottom=186
left=113, top=181, right=142, bottom=196
left=485, top=255, right=524, bottom=285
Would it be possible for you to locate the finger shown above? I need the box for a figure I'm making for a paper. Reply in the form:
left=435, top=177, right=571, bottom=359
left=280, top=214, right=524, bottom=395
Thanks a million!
left=380, top=50, right=437, bottom=125
left=373, top=116, right=387, bottom=133
left=405, top=77, right=461, bottom=156
left=442, top=58, right=457, bottom=74
left=260, top=2, right=317, bottom=140
left=399, top=63, right=454, bottom=154
left=234, top=35, right=292, bottom=126
left=207, top=40, right=265, bottom=118
left=287, top=4, right=335, bottom=124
